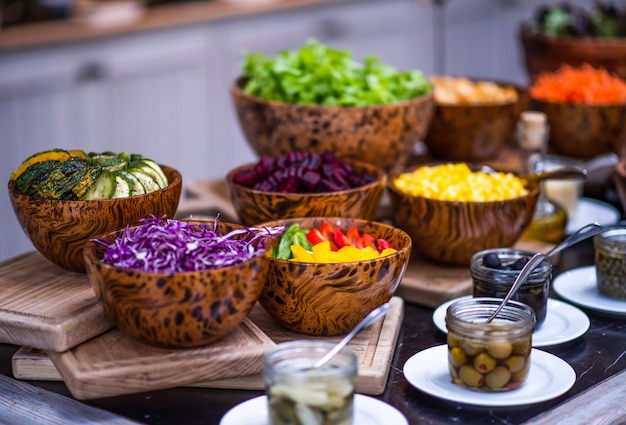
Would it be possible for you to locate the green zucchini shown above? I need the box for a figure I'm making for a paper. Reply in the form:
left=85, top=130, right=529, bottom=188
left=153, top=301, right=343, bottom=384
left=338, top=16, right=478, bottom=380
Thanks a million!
left=127, top=168, right=162, bottom=193
left=83, top=170, right=116, bottom=200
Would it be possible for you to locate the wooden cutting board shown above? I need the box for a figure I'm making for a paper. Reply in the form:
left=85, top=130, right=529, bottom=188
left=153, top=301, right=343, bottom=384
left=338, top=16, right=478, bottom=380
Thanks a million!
left=12, top=297, right=404, bottom=399
left=177, top=180, right=555, bottom=308
left=0, top=252, right=114, bottom=352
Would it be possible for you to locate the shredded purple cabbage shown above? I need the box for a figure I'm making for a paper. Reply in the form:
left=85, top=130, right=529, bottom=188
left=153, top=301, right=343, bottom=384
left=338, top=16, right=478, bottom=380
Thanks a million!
left=96, top=215, right=285, bottom=273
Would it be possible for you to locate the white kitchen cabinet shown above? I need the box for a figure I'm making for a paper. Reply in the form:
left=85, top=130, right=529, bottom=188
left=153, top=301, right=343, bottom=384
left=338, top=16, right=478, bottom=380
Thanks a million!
left=0, top=26, right=214, bottom=260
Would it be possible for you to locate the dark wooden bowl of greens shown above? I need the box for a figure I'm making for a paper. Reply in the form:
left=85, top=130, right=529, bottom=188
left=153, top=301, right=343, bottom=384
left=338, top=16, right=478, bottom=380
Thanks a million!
left=231, top=40, right=434, bottom=171
left=8, top=151, right=182, bottom=273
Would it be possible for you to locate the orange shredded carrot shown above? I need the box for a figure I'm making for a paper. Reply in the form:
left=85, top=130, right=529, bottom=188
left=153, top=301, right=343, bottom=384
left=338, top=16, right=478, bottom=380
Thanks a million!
left=530, top=64, right=626, bottom=105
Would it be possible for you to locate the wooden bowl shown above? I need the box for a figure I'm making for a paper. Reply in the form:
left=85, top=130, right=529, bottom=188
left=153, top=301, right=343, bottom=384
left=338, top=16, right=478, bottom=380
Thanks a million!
left=531, top=98, right=626, bottom=160
left=257, top=217, right=412, bottom=336
left=520, top=28, right=626, bottom=81
left=423, top=85, right=525, bottom=162
left=230, top=77, right=435, bottom=171
left=8, top=165, right=182, bottom=273
left=84, top=220, right=270, bottom=348
left=225, top=158, right=386, bottom=226
left=387, top=165, right=540, bottom=266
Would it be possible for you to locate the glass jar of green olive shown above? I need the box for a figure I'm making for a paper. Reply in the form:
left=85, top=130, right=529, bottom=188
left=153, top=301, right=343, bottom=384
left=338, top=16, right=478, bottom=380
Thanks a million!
left=471, top=248, right=552, bottom=327
left=594, top=228, right=626, bottom=299
left=263, top=340, right=357, bottom=425
left=446, top=297, right=536, bottom=392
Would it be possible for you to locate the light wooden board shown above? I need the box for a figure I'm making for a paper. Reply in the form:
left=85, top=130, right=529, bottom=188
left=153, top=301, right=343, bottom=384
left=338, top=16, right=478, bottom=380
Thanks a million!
left=0, top=374, right=141, bottom=425
left=13, top=297, right=404, bottom=398
left=0, top=251, right=114, bottom=352
left=176, top=179, right=555, bottom=308
left=46, top=316, right=274, bottom=400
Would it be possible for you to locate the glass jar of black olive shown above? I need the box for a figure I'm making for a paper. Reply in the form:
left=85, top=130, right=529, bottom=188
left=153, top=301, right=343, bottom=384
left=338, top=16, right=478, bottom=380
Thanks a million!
left=470, top=248, right=552, bottom=327
left=594, top=228, right=626, bottom=299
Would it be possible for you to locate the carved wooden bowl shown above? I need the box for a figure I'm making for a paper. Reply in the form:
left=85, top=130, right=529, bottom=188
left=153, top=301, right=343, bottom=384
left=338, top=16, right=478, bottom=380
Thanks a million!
left=230, top=77, right=435, bottom=171
left=225, top=159, right=386, bottom=226
left=531, top=98, right=626, bottom=160
left=8, top=165, right=182, bottom=273
left=84, top=220, right=270, bottom=348
left=256, top=217, right=412, bottom=336
left=387, top=166, right=540, bottom=266
left=423, top=83, right=526, bottom=162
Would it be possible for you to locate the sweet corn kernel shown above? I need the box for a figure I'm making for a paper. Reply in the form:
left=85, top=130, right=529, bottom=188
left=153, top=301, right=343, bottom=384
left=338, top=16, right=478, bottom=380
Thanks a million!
left=393, top=163, right=528, bottom=202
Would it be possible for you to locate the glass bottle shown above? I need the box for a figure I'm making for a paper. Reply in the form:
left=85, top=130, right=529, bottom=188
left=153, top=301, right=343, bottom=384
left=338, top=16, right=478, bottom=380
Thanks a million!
left=518, top=111, right=567, bottom=243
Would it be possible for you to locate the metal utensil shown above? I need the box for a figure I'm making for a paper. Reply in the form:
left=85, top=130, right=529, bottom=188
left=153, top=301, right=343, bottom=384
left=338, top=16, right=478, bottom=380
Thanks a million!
left=485, top=222, right=604, bottom=324
left=479, top=165, right=586, bottom=182
left=311, top=302, right=391, bottom=369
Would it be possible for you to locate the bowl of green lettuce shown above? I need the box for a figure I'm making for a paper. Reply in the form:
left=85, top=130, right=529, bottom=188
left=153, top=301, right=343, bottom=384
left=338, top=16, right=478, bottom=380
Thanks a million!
left=231, top=39, right=434, bottom=170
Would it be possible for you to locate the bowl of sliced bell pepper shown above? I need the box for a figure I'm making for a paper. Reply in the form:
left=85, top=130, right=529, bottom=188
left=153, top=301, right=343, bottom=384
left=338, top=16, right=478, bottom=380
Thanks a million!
left=257, top=217, right=412, bottom=336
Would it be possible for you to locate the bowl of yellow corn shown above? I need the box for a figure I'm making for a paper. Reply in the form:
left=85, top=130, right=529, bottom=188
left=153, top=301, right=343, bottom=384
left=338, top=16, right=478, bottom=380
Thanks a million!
left=387, top=162, right=540, bottom=266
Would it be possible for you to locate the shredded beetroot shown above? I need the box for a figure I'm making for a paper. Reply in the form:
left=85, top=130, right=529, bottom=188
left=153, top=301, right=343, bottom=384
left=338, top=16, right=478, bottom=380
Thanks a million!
left=96, top=215, right=285, bottom=273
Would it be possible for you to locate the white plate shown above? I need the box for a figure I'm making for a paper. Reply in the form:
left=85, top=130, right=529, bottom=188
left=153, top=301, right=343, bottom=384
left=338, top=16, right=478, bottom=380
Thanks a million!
left=220, top=394, right=408, bottom=425
left=553, top=265, right=626, bottom=316
left=567, top=197, right=620, bottom=234
left=403, top=345, right=575, bottom=407
left=432, top=296, right=590, bottom=347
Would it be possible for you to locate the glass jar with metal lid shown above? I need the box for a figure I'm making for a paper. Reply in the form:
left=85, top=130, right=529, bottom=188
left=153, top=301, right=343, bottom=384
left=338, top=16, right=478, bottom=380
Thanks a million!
left=470, top=248, right=552, bottom=326
left=446, top=297, right=536, bottom=392
left=594, top=227, right=626, bottom=299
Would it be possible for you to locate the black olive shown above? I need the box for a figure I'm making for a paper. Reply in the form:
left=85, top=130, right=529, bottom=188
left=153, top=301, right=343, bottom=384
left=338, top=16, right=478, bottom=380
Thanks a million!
left=483, top=253, right=502, bottom=269
left=512, top=257, right=530, bottom=270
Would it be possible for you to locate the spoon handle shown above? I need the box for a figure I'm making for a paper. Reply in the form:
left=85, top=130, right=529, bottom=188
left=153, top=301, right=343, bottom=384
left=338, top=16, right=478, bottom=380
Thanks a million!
left=312, top=302, right=391, bottom=369
left=485, top=252, right=546, bottom=324
left=546, top=222, right=604, bottom=258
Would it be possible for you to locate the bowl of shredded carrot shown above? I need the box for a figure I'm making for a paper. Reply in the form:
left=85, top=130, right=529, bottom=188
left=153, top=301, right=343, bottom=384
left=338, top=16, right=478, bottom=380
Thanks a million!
left=529, top=64, right=626, bottom=159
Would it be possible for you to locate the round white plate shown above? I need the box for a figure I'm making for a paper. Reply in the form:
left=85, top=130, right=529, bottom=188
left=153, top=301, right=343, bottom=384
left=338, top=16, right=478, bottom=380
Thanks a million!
left=432, top=296, right=590, bottom=347
left=403, top=345, right=575, bottom=407
left=567, top=197, right=620, bottom=234
left=553, top=265, right=626, bottom=316
left=220, top=394, right=408, bottom=425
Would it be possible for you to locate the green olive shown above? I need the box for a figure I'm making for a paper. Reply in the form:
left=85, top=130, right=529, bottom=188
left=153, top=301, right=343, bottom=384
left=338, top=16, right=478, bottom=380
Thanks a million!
left=485, top=366, right=511, bottom=389
left=503, top=355, right=526, bottom=373
left=447, top=333, right=461, bottom=348
left=512, top=361, right=531, bottom=383
left=449, top=347, right=467, bottom=368
left=513, top=339, right=531, bottom=356
left=473, top=352, right=496, bottom=373
left=460, top=340, right=483, bottom=357
left=486, top=343, right=513, bottom=359
left=459, top=365, right=484, bottom=387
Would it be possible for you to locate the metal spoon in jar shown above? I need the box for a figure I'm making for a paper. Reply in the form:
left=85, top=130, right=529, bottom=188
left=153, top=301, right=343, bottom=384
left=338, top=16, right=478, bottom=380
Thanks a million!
left=485, top=222, right=605, bottom=324
left=311, top=302, right=391, bottom=369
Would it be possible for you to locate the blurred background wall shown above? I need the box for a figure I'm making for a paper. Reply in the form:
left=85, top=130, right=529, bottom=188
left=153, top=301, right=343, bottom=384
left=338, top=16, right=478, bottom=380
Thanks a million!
left=0, top=0, right=592, bottom=262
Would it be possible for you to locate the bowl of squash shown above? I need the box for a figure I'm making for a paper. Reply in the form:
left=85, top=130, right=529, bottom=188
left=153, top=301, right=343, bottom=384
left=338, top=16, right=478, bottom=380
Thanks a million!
left=255, top=216, right=412, bottom=336
left=231, top=39, right=434, bottom=171
left=8, top=149, right=182, bottom=273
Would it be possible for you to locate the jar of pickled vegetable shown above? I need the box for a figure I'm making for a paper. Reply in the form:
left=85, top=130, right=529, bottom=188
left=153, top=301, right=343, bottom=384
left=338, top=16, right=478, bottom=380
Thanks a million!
left=446, top=297, right=535, bottom=392
left=263, top=340, right=357, bottom=425
left=471, top=248, right=551, bottom=327
left=594, top=228, right=626, bottom=299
